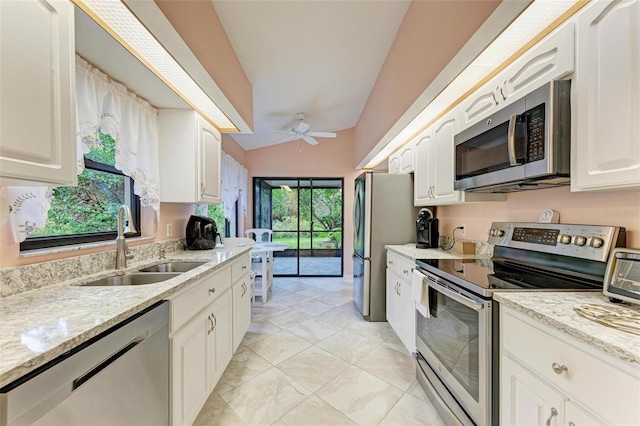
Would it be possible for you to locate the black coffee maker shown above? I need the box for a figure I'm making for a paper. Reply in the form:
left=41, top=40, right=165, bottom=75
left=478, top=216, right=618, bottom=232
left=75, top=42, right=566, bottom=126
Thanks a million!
left=185, top=215, right=220, bottom=250
left=416, top=208, right=439, bottom=249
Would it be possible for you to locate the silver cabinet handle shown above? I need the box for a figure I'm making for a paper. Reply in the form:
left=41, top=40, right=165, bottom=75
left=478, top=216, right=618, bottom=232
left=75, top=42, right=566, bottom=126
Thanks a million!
left=207, top=315, right=214, bottom=335
left=389, top=260, right=394, bottom=265
left=492, top=90, right=498, bottom=105
left=552, top=363, right=568, bottom=375
left=242, top=265, right=247, bottom=270
left=209, top=288, right=216, bottom=295
left=568, top=422, right=576, bottom=426
left=200, top=182, right=205, bottom=197
left=396, top=282, right=401, bottom=296
left=545, top=407, right=558, bottom=426
left=500, top=81, right=506, bottom=100
left=211, top=314, right=217, bottom=331
left=403, top=269, right=409, bottom=275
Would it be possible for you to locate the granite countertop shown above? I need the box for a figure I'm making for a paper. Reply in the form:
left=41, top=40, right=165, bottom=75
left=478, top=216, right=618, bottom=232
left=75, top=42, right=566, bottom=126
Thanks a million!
left=385, top=243, right=481, bottom=261
left=0, top=246, right=251, bottom=389
left=494, top=292, right=640, bottom=365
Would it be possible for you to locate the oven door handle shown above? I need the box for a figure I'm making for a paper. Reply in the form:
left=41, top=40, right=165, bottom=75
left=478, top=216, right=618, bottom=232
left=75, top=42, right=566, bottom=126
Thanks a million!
left=427, top=280, right=484, bottom=311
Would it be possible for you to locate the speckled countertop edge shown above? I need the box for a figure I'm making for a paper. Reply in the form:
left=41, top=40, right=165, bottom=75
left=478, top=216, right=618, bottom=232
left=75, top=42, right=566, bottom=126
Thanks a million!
left=385, top=244, right=482, bottom=261
left=494, top=292, right=640, bottom=365
left=0, top=246, right=251, bottom=389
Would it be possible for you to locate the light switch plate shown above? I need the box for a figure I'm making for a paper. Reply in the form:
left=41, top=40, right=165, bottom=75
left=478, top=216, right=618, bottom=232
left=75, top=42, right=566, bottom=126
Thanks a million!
left=167, top=223, right=173, bottom=237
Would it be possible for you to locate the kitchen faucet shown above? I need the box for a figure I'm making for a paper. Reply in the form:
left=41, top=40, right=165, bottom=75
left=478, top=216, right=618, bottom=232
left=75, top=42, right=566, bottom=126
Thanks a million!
left=115, top=205, right=137, bottom=269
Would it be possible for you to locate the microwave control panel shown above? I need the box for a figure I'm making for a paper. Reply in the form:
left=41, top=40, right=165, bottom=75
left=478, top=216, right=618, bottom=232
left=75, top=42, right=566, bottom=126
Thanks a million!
left=526, top=103, right=545, bottom=162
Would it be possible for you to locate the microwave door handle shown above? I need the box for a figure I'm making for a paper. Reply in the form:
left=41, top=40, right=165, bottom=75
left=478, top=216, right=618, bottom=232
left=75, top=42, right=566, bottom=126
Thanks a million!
left=507, top=113, right=519, bottom=166
left=426, top=279, right=483, bottom=311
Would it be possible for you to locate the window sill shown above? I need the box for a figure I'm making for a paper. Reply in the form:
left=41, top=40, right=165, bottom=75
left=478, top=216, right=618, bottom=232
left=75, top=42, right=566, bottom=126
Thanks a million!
left=20, top=236, right=156, bottom=258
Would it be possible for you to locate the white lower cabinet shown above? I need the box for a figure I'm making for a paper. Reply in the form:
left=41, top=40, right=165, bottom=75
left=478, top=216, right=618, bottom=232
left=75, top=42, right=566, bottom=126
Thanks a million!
left=170, top=254, right=251, bottom=426
left=231, top=255, right=252, bottom=353
left=500, top=306, right=640, bottom=426
left=385, top=251, right=415, bottom=353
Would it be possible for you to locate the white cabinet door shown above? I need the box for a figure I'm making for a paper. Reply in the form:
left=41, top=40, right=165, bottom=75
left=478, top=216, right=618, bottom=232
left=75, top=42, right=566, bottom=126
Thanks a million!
left=398, top=141, right=415, bottom=174
left=386, top=268, right=400, bottom=329
left=460, top=22, right=575, bottom=131
left=413, top=129, right=434, bottom=206
left=432, top=112, right=462, bottom=204
left=399, top=279, right=415, bottom=353
left=0, top=0, right=76, bottom=186
left=388, top=153, right=401, bottom=174
left=572, top=0, right=640, bottom=191
left=232, top=273, right=251, bottom=353
left=171, top=310, right=209, bottom=426
left=198, top=115, right=222, bottom=203
left=159, top=109, right=222, bottom=203
left=207, top=289, right=233, bottom=391
left=501, top=355, right=565, bottom=426
left=501, top=22, right=575, bottom=106
left=564, top=401, right=606, bottom=426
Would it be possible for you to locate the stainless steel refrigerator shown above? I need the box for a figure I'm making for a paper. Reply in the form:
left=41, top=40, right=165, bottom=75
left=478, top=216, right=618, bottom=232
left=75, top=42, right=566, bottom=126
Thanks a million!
left=353, top=172, right=418, bottom=321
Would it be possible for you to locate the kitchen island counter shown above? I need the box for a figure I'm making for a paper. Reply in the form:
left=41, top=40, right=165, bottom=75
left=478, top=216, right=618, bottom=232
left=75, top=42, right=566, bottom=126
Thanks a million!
left=495, top=291, right=640, bottom=365
left=0, top=246, right=251, bottom=389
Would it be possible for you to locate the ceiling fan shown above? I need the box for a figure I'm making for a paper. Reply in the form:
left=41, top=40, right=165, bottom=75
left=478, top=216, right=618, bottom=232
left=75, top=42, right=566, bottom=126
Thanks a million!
left=274, top=113, right=337, bottom=145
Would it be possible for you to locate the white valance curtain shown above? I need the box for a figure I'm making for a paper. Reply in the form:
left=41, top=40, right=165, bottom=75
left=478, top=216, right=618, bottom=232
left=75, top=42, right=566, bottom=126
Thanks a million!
left=220, top=152, right=248, bottom=219
left=4, top=56, right=160, bottom=242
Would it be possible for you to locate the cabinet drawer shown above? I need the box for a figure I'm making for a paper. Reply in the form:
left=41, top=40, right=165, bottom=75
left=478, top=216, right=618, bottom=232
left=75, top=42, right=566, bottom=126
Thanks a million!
left=386, top=251, right=414, bottom=281
left=501, top=309, right=640, bottom=425
left=231, top=254, right=250, bottom=283
left=171, top=267, right=232, bottom=332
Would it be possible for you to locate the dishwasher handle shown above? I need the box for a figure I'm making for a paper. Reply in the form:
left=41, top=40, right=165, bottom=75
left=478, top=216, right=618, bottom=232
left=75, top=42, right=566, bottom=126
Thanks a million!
left=72, top=334, right=147, bottom=391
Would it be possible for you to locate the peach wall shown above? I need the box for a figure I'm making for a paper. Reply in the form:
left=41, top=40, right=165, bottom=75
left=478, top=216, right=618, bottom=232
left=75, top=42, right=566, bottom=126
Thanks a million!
left=154, top=0, right=253, bottom=130
left=245, top=129, right=359, bottom=275
left=354, top=0, right=501, bottom=166
left=437, top=187, right=640, bottom=247
left=221, top=134, right=247, bottom=165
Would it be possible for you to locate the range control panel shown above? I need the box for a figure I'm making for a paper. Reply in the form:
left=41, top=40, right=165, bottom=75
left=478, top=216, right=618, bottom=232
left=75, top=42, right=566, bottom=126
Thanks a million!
left=487, top=222, right=626, bottom=262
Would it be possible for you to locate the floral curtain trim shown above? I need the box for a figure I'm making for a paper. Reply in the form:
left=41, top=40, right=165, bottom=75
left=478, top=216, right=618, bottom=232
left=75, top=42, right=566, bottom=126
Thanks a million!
left=76, top=57, right=161, bottom=213
left=220, top=152, right=248, bottom=219
left=2, top=186, right=53, bottom=243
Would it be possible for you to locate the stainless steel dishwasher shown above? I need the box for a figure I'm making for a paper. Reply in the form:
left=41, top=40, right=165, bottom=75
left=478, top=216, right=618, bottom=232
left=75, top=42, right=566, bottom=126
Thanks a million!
left=0, top=301, right=169, bottom=426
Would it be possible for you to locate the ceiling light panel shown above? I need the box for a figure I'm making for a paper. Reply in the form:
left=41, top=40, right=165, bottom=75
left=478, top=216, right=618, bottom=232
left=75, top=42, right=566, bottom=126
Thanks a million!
left=365, top=0, right=580, bottom=169
left=74, top=0, right=237, bottom=131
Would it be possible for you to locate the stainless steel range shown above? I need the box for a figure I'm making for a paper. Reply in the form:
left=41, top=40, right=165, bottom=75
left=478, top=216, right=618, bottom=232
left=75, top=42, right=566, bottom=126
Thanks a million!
left=413, top=222, right=626, bottom=426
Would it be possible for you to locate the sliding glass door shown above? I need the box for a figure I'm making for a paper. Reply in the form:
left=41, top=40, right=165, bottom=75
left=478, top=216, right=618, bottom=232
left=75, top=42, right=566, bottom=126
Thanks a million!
left=253, top=178, right=343, bottom=277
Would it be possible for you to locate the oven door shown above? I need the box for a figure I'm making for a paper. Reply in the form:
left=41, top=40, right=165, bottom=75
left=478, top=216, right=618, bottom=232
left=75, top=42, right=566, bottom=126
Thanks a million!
left=415, top=275, right=492, bottom=426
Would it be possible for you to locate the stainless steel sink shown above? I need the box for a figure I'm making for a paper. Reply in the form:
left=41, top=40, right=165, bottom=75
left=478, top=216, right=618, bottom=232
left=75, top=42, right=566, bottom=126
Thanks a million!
left=137, top=261, right=207, bottom=273
left=80, top=273, right=181, bottom=286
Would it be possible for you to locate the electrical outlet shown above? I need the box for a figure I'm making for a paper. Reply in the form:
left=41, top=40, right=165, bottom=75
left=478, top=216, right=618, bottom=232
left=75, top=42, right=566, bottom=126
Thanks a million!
left=460, top=224, right=466, bottom=236
left=167, top=223, right=173, bottom=237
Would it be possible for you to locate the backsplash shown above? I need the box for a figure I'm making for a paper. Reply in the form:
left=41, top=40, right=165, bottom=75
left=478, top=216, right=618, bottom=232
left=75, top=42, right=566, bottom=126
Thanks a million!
left=0, top=239, right=185, bottom=298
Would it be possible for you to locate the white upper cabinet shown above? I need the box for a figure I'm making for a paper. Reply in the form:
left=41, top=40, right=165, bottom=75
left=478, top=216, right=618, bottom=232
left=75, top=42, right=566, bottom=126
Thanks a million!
left=460, top=22, right=575, bottom=131
left=388, top=140, right=415, bottom=174
left=158, top=109, right=221, bottom=204
left=572, top=0, right=640, bottom=191
left=413, top=128, right=434, bottom=205
left=0, top=0, right=77, bottom=186
left=413, top=109, right=505, bottom=206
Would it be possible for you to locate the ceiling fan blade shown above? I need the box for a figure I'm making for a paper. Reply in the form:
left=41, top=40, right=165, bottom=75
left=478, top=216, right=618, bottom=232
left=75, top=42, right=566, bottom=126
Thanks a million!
left=302, top=135, right=319, bottom=145
left=306, top=131, right=336, bottom=138
left=294, top=122, right=310, bottom=133
left=275, top=134, right=299, bottom=144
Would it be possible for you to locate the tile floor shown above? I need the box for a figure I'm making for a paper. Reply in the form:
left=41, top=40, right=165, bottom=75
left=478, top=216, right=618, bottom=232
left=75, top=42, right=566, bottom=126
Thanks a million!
left=194, top=277, right=445, bottom=426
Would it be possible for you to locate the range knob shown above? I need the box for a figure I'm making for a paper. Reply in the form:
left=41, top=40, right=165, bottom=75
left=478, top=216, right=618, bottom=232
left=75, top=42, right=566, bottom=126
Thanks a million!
left=558, top=234, right=572, bottom=245
left=573, top=236, right=587, bottom=246
left=491, top=229, right=505, bottom=237
left=588, top=237, right=604, bottom=248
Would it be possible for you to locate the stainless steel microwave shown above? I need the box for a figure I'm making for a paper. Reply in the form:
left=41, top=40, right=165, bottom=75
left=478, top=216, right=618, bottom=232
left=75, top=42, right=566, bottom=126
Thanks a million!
left=454, top=80, right=571, bottom=193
